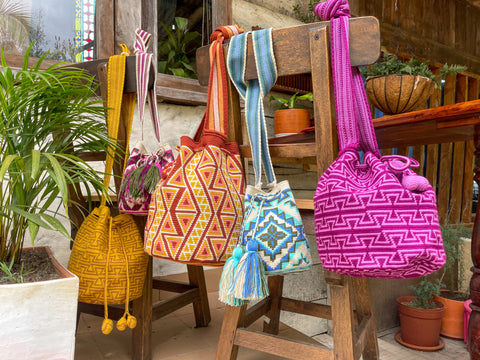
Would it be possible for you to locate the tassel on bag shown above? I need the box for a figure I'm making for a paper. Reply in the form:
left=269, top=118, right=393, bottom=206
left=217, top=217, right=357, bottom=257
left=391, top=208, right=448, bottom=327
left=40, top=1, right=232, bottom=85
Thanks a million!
left=230, top=239, right=269, bottom=301
left=218, top=246, right=247, bottom=306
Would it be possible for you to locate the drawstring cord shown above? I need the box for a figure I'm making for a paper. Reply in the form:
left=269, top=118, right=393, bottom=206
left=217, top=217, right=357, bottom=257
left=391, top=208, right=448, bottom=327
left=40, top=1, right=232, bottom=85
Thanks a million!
left=101, top=212, right=114, bottom=334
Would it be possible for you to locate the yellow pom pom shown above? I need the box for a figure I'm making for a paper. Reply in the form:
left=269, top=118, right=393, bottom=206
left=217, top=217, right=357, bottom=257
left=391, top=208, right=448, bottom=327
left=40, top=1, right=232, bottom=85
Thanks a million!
left=102, top=319, right=114, bottom=335
left=127, top=315, right=137, bottom=329
left=116, top=316, right=128, bottom=331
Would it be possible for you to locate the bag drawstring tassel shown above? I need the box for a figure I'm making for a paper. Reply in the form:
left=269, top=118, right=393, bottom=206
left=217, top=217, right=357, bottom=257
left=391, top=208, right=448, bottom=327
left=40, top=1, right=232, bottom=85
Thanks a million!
left=143, top=159, right=161, bottom=194
left=117, top=224, right=137, bottom=331
left=218, top=246, right=247, bottom=306
left=231, top=239, right=269, bottom=301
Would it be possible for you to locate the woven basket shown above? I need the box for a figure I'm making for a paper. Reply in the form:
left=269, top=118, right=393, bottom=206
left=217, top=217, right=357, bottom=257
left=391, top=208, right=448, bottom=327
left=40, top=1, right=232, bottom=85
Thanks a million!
left=366, top=75, right=435, bottom=115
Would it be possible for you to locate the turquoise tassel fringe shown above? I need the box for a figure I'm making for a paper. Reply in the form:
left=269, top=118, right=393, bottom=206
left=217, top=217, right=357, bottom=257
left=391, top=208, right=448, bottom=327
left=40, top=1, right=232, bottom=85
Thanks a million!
left=230, top=240, right=269, bottom=301
left=218, top=246, right=247, bottom=306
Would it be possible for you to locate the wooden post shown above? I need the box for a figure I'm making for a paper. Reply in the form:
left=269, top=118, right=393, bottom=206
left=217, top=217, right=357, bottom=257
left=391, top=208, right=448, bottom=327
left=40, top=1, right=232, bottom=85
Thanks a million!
left=469, top=124, right=480, bottom=359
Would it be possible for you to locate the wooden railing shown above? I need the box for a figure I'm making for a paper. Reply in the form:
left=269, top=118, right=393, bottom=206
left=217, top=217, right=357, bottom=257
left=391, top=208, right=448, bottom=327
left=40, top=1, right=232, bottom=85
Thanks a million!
left=372, top=68, right=480, bottom=225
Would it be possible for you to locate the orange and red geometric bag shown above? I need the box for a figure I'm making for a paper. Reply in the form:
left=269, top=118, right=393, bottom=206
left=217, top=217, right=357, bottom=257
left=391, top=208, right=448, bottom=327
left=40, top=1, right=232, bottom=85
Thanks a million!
left=144, top=26, right=245, bottom=265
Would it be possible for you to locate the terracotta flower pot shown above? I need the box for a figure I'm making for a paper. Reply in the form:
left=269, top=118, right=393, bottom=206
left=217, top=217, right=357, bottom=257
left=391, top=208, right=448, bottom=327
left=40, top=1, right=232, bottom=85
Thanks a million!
left=396, top=295, right=445, bottom=350
left=366, top=75, right=435, bottom=115
left=434, top=290, right=469, bottom=339
left=274, top=108, right=311, bottom=136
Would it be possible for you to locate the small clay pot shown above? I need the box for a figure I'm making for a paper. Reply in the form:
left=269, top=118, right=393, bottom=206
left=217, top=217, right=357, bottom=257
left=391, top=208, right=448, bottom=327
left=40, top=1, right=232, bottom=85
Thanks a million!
left=396, top=295, right=444, bottom=350
left=434, top=290, right=468, bottom=339
left=273, top=109, right=311, bottom=136
left=366, top=75, right=435, bottom=115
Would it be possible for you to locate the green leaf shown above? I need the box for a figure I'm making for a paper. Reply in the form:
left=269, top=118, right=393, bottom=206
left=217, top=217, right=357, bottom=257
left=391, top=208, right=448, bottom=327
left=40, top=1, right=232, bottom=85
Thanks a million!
left=171, top=68, right=188, bottom=77
left=4, top=205, right=54, bottom=230
left=28, top=220, right=40, bottom=245
left=175, top=17, right=189, bottom=32
left=41, top=213, right=70, bottom=238
left=31, top=149, right=40, bottom=180
left=43, top=153, right=68, bottom=206
left=0, top=154, right=19, bottom=180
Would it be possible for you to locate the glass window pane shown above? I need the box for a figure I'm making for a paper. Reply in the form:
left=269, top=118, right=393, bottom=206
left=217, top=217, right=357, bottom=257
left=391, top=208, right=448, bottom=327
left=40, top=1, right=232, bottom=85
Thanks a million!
left=0, top=0, right=96, bottom=62
left=157, top=0, right=211, bottom=79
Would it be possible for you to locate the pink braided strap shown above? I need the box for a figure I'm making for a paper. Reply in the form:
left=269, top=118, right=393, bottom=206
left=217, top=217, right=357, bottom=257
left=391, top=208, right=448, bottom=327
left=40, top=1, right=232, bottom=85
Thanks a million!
left=314, top=0, right=380, bottom=156
left=135, top=28, right=161, bottom=142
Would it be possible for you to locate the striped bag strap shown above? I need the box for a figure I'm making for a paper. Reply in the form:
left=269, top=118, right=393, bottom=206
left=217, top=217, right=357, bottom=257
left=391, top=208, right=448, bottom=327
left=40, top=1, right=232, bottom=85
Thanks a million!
left=134, top=28, right=161, bottom=142
left=227, top=29, right=278, bottom=188
left=198, top=25, right=243, bottom=137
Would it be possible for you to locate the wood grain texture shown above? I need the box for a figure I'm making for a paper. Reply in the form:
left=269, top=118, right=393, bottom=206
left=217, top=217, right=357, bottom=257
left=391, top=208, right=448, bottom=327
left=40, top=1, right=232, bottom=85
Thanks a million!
left=310, top=28, right=337, bottom=177
left=196, top=17, right=380, bottom=86
left=234, top=328, right=334, bottom=359
left=351, top=277, right=379, bottom=360
left=263, top=276, right=283, bottom=335
left=215, top=305, right=247, bottom=360
left=97, top=0, right=115, bottom=58
left=326, top=275, right=356, bottom=360
left=438, top=143, right=453, bottom=223
left=280, top=298, right=332, bottom=320
left=132, top=258, right=152, bottom=360
left=187, top=265, right=211, bottom=327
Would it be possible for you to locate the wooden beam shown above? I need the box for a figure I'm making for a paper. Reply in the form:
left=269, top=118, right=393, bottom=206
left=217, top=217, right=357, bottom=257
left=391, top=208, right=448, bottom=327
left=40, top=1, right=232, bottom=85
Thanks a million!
left=97, top=0, right=115, bottom=58
left=151, top=288, right=199, bottom=320
left=280, top=298, right=332, bottom=320
left=196, top=17, right=381, bottom=86
left=234, top=328, right=334, bottom=359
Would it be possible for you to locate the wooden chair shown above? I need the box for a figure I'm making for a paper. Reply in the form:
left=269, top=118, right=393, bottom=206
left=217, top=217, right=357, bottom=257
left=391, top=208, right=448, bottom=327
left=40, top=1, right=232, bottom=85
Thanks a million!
left=71, top=57, right=211, bottom=360
left=196, top=17, right=381, bottom=359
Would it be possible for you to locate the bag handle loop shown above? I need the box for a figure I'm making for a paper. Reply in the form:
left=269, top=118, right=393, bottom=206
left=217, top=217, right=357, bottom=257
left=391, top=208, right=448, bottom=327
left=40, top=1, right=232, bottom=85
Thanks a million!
left=101, top=44, right=136, bottom=207
left=134, top=28, right=162, bottom=142
left=194, top=25, right=243, bottom=140
left=227, top=29, right=278, bottom=188
left=314, top=0, right=380, bottom=157
left=99, top=46, right=137, bottom=334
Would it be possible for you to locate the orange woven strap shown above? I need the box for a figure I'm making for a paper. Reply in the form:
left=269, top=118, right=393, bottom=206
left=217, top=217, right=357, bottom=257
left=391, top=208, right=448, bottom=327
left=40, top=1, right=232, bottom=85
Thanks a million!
left=101, top=44, right=136, bottom=206
left=203, top=25, right=244, bottom=135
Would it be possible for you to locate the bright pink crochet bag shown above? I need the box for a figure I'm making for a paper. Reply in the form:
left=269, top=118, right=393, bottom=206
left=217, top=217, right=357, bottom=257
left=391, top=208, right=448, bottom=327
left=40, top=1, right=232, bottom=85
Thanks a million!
left=313, top=0, right=446, bottom=278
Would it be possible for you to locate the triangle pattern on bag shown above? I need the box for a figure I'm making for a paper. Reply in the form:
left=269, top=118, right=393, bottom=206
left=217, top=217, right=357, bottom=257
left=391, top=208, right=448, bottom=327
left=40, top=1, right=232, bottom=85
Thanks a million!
left=196, top=240, right=214, bottom=261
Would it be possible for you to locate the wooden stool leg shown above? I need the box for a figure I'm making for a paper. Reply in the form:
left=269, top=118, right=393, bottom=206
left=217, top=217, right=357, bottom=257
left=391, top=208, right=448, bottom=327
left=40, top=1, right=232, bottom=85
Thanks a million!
left=215, top=304, right=247, bottom=360
left=351, top=277, right=379, bottom=360
left=132, top=258, right=153, bottom=360
left=187, top=264, right=211, bottom=327
left=263, top=275, right=283, bottom=335
left=327, top=272, right=356, bottom=360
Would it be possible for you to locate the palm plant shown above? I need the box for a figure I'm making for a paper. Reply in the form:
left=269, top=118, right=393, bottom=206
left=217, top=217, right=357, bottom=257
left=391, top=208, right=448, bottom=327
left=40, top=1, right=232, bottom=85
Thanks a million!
left=0, top=44, right=115, bottom=265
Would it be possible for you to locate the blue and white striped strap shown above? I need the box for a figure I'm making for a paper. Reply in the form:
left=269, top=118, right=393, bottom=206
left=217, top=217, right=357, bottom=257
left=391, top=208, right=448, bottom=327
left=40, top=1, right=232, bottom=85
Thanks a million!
left=227, top=29, right=278, bottom=188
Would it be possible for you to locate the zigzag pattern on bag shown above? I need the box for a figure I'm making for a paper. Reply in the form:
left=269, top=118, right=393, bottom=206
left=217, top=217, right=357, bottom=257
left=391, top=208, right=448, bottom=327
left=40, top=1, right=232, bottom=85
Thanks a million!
left=243, top=181, right=312, bottom=274
left=68, top=208, right=148, bottom=304
left=314, top=151, right=445, bottom=278
left=145, top=140, right=244, bottom=265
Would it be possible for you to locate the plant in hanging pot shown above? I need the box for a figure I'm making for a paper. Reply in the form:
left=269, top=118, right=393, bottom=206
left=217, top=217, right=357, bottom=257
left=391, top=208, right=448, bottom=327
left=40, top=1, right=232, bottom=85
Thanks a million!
left=433, top=224, right=472, bottom=340
left=269, top=92, right=313, bottom=137
left=361, top=51, right=466, bottom=115
left=396, top=277, right=445, bottom=351
left=0, top=45, right=114, bottom=360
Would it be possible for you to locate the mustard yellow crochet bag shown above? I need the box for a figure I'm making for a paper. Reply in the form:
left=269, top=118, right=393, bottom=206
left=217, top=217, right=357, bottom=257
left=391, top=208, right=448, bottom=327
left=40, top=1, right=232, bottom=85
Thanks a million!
left=68, top=47, right=149, bottom=334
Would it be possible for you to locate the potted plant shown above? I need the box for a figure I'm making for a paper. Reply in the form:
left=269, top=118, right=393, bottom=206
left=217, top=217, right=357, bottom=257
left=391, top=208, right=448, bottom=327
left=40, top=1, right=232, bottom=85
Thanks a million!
left=0, top=45, right=114, bottom=359
left=361, top=51, right=466, bottom=115
left=396, top=277, right=445, bottom=351
left=158, top=17, right=201, bottom=79
left=269, top=92, right=313, bottom=137
left=433, top=224, right=472, bottom=340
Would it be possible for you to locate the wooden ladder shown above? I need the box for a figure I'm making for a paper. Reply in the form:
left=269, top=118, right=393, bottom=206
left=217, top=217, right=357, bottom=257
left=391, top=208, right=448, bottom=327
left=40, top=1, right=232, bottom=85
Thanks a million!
left=196, top=17, right=381, bottom=360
